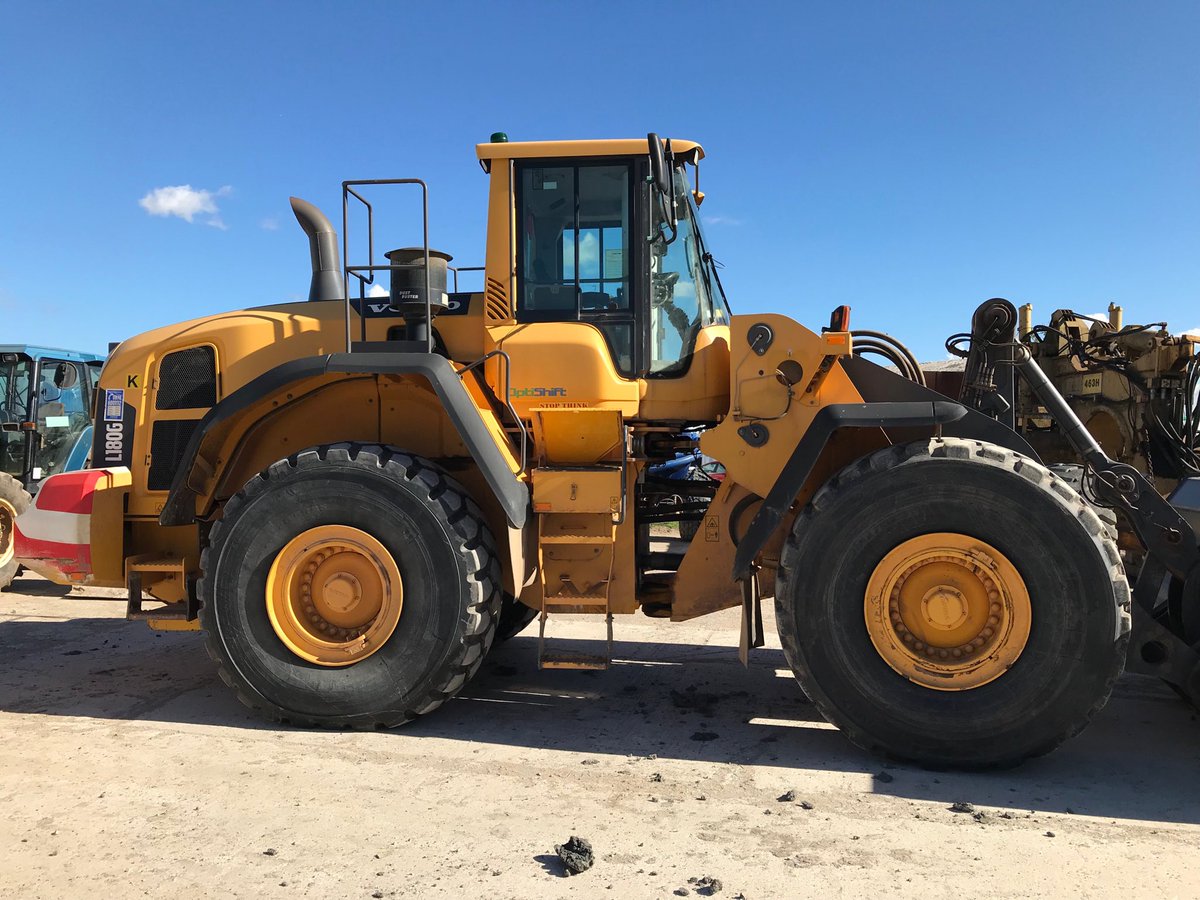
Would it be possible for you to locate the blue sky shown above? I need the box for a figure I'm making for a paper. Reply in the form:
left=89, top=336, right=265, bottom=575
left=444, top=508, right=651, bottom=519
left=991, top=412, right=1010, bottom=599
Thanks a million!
left=1, top=1, right=1197, bottom=360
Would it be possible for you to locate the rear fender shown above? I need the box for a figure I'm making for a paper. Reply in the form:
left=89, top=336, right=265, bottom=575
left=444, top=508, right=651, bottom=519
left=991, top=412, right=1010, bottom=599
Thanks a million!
left=159, top=353, right=529, bottom=529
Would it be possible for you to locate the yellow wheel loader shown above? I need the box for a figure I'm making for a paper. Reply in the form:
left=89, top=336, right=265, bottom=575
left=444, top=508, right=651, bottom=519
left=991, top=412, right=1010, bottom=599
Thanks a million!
left=12, top=134, right=1200, bottom=768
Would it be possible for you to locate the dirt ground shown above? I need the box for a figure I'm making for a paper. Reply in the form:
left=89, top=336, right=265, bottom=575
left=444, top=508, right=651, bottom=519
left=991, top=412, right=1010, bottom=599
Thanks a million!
left=1, top=573, right=1198, bottom=899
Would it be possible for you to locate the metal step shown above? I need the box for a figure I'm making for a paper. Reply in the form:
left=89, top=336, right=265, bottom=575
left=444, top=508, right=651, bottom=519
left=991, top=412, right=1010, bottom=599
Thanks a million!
left=544, top=589, right=609, bottom=606
left=538, top=612, right=613, bottom=671
left=542, top=603, right=609, bottom=615
left=125, top=554, right=197, bottom=622
left=539, top=650, right=610, bottom=671
left=539, top=533, right=614, bottom=544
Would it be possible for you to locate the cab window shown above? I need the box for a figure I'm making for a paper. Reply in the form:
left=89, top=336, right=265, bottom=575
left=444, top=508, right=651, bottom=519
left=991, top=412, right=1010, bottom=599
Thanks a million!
left=516, top=161, right=635, bottom=375
left=35, top=361, right=89, bottom=479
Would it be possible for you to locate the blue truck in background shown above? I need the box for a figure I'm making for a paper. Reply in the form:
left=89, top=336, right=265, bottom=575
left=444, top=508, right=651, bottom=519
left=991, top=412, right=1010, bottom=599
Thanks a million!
left=0, top=345, right=106, bottom=587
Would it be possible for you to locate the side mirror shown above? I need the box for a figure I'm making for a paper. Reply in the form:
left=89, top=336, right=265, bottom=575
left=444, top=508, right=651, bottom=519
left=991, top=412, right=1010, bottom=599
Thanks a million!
left=647, top=133, right=669, bottom=197
left=53, top=363, right=78, bottom=390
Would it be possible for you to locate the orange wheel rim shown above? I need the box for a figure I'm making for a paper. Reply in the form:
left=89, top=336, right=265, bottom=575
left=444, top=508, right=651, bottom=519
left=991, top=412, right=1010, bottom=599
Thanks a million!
left=864, top=533, right=1031, bottom=691
left=0, top=498, right=16, bottom=570
left=266, top=525, right=403, bottom=667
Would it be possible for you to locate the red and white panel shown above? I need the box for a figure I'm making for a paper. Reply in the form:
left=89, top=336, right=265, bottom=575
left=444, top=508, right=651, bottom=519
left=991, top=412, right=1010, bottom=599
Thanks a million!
left=15, top=469, right=119, bottom=583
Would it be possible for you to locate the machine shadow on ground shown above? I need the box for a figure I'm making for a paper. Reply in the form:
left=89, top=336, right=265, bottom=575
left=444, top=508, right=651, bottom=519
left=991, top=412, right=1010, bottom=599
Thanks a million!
left=0, top=607, right=1197, bottom=827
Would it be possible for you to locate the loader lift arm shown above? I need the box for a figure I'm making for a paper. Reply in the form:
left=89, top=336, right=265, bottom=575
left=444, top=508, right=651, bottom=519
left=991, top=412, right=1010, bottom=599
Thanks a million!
left=1015, top=344, right=1200, bottom=700
left=981, top=301, right=1200, bottom=705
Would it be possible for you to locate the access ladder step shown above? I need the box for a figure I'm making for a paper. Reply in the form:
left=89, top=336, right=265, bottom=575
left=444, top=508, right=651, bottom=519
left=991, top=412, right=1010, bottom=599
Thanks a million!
left=537, top=611, right=614, bottom=670
left=539, top=650, right=610, bottom=671
left=126, top=554, right=198, bottom=622
left=539, top=533, right=615, bottom=544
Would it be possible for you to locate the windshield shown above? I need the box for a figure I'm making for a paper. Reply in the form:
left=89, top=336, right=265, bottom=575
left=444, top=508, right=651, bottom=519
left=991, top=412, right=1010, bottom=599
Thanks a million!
left=648, top=167, right=731, bottom=373
left=686, top=184, right=732, bottom=323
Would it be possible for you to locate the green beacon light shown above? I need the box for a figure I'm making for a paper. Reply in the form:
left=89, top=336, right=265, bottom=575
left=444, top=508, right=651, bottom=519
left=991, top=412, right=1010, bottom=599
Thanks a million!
left=490, top=131, right=509, bottom=143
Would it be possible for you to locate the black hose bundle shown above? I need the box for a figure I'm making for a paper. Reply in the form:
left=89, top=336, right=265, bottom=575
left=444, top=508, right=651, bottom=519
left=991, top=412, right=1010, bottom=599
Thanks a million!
left=851, top=330, right=927, bottom=386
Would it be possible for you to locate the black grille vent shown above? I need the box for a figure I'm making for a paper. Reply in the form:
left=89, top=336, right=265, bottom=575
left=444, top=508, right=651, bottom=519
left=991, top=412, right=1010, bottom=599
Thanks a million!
left=148, top=419, right=201, bottom=490
left=156, top=346, right=216, bottom=410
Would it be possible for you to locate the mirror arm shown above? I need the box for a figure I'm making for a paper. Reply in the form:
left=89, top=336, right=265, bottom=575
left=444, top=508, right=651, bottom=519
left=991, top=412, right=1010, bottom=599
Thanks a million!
left=664, top=138, right=678, bottom=231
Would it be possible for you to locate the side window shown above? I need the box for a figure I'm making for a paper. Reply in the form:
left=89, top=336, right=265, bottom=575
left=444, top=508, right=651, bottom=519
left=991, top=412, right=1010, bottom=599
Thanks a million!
left=517, top=162, right=634, bottom=375
left=35, top=361, right=88, bottom=479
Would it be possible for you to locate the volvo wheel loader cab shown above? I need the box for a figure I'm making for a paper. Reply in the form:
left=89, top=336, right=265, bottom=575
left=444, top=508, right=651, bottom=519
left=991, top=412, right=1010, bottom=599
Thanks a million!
left=18, top=133, right=1195, bottom=769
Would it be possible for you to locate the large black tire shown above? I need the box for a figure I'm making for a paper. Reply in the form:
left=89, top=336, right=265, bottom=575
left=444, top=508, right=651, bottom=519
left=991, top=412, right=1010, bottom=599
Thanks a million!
left=199, top=444, right=501, bottom=728
left=1047, top=463, right=1119, bottom=540
left=0, top=473, right=31, bottom=591
left=678, top=518, right=700, bottom=542
left=776, top=438, right=1130, bottom=769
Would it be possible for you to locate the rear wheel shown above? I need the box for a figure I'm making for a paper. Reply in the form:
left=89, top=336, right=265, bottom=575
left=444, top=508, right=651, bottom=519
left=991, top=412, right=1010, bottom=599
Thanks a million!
left=0, top=473, right=31, bottom=591
left=776, top=438, right=1130, bottom=768
left=199, top=444, right=500, bottom=727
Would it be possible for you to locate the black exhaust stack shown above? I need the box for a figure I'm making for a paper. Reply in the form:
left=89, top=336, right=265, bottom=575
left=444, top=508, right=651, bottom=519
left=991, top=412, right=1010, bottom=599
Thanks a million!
left=290, top=197, right=345, bottom=302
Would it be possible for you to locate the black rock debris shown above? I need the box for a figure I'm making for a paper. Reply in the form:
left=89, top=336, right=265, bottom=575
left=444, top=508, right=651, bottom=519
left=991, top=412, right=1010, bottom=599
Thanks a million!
left=689, top=875, right=724, bottom=895
left=554, top=835, right=594, bottom=875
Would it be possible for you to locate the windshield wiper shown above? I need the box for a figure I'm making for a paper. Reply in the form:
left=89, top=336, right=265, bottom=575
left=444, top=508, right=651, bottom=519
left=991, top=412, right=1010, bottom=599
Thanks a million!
left=701, top=250, right=729, bottom=306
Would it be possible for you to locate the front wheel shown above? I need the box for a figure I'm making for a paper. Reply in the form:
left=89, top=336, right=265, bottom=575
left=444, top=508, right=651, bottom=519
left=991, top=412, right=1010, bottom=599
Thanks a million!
left=776, top=438, right=1130, bottom=768
left=0, top=473, right=31, bottom=590
left=199, top=444, right=501, bottom=727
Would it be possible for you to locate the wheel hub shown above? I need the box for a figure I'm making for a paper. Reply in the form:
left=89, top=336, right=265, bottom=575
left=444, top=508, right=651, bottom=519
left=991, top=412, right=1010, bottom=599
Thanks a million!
left=322, top=572, right=362, bottom=613
left=865, top=533, right=1031, bottom=691
left=266, top=525, right=403, bottom=667
left=921, top=585, right=968, bottom=631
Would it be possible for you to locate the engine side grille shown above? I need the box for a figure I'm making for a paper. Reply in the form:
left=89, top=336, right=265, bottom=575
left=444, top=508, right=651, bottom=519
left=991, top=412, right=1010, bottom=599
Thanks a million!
left=156, top=346, right=216, bottom=410
left=148, top=419, right=201, bottom=490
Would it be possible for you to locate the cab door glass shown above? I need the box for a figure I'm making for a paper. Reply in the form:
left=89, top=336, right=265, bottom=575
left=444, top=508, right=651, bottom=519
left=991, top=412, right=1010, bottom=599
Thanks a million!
left=517, top=162, right=634, bottom=375
left=35, top=361, right=88, bottom=479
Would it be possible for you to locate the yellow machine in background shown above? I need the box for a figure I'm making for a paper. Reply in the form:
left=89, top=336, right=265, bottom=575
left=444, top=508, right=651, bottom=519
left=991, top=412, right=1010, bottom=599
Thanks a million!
left=1014, top=303, right=1200, bottom=496
left=16, top=133, right=1199, bottom=769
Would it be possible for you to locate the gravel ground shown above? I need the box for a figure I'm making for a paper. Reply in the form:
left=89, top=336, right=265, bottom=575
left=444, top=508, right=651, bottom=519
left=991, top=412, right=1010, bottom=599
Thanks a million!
left=1, top=573, right=1198, bottom=899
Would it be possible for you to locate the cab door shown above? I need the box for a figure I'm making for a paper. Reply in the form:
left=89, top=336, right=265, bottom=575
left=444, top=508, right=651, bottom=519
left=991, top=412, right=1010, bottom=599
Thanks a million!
left=493, top=158, right=646, bottom=417
left=32, top=359, right=91, bottom=481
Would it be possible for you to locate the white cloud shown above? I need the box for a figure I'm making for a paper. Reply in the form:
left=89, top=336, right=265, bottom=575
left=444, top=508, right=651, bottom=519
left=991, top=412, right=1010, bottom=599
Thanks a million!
left=578, top=231, right=599, bottom=271
left=139, top=184, right=232, bottom=229
left=1181, top=327, right=1200, bottom=338
left=368, top=284, right=389, bottom=298
left=259, top=216, right=279, bottom=231
left=702, top=214, right=743, bottom=227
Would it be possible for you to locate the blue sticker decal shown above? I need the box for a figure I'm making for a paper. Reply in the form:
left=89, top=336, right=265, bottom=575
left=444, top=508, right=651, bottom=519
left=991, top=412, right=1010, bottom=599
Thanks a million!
left=104, top=389, right=124, bottom=422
